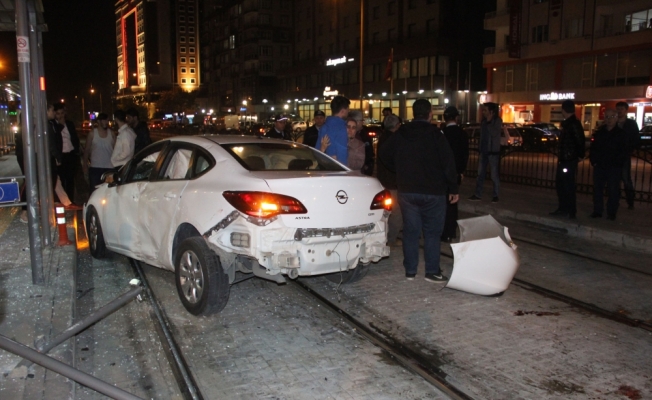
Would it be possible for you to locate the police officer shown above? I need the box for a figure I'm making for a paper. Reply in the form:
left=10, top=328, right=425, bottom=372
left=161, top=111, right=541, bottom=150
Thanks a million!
left=266, top=115, right=291, bottom=140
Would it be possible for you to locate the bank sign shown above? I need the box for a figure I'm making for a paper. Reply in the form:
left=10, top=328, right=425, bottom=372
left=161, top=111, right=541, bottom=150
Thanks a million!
left=539, top=92, right=575, bottom=101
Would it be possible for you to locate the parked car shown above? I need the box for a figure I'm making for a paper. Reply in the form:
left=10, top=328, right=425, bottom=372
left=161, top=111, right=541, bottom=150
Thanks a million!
left=81, top=120, right=93, bottom=131
left=148, top=119, right=163, bottom=131
left=515, top=127, right=557, bottom=151
left=291, top=120, right=307, bottom=132
left=525, top=122, right=561, bottom=138
left=464, top=125, right=522, bottom=148
left=639, top=125, right=652, bottom=148
left=84, top=136, right=391, bottom=316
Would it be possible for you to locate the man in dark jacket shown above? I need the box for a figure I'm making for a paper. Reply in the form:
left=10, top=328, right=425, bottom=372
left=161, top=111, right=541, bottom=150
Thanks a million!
left=615, top=101, right=639, bottom=209
left=441, top=106, right=469, bottom=241
left=126, top=108, right=152, bottom=154
left=379, top=99, right=458, bottom=283
left=469, top=102, right=502, bottom=202
left=550, top=100, right=586, bottom=219
left=302, top=109, right=325, bottom=147
left=377, top=114, right=402, bottom=246
left=590, top=109, right=628, bottom=220
left=53, top=103, right=80, bottom=201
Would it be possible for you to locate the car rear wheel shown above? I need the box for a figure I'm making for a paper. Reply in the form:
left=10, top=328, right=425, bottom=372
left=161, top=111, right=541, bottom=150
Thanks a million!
left=87, top=206, right=107, bottom=259
left=325, top=262, right=371, bottom=284
left=175, top=237, right=230, bottom=316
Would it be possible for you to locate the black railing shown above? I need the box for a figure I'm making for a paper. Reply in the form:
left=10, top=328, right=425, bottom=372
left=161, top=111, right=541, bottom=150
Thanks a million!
left=465, top=146, right=652, bottom=204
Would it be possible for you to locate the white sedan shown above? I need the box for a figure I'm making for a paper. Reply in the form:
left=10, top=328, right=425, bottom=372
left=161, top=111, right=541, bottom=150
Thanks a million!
left=84, top=135, right=391, bottom=315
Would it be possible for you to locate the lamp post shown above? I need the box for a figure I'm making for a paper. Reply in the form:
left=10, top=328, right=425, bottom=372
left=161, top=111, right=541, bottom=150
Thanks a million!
left=359, top=0, right=364, bottom=112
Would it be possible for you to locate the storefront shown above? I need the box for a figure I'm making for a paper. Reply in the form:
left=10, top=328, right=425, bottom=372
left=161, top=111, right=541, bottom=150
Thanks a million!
left=486, top=85, right=652, bottom=134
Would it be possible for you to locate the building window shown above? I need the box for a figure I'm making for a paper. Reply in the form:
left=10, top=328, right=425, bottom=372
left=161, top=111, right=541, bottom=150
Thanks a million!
left=388, top=1, right=396, bottom=16
left=189, top=47, right=195, bottom=54
left=387, top=28, right=395, bottom=42
left=181, top=57, right=186, bottom=63
left=189, top=27, right=195, bottom=33
left=318, top=24, right=323, bottom=35
left=408, top=0, right=416, bottom=9
left=190, top=68, right=196, bottom=74
left=181, top=78, right=187, bottom=83
left=373, top=6, right=379, bottom=20
left=190, top=78, right=196, bottom=84
left=179, top=5, right=185, bottom=11
left=343, top=16, right=349, bottom=28
left=372, top=32, right=379, bottom=44
left=427, top=19, right=437, bottom=34
left=181, top=68, right=187, bottom=73
left=188, top=6, right=194, bottom=12
left=180, top=26, right=186, bottom=33
left=531, top=25, right=549, bottom=43
left=188, top=17, right=194, bottom=23
left=180, top=47, right=186, bottom=53
left=180, top=16, right=185, bottom=22
left=190, top=58, right=195, bottom=64
left=180, top=36, right=186, bottom=43
left=259, top=45, right=272, bottom=56
left=189, top=37, right=195, bottom=44
left=624, top=8, right=652, bottom=32
left=407, top=23, right=417, bottom=38
left=564, top=18, right=584, bottom=38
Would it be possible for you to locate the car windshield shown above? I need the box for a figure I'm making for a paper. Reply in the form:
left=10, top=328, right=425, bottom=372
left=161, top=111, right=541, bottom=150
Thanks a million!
left=221, top=142, right=347, bottom=171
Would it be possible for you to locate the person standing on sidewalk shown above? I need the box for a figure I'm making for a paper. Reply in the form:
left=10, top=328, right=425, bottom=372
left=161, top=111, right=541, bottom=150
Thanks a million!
left=379, top=99, right=459, bottom=283
left=441, top=106, right=469, bottom=242
left=348, top=110, right=375, bottom=176
left=550, top=100, right=586, bottom=220
left=53, top=103, right=81, bottom=202
left=126, top=108, right=152, bottom=154
left=469, top=102, right=502, bottom=203
left=615, top=101, right=640, bottom=209
left=377, top=114, right=402, bottom=246
left=83, top=113, right=115, bottom=193
left=266, top=114, right=292, bottom=140
left=111, top=110, right=137, bottom=169
left=589, top=109, right=627, bottom=221
left=317, top=95, right=350, bottom=163
left=302, top=109, right=325, bottom=148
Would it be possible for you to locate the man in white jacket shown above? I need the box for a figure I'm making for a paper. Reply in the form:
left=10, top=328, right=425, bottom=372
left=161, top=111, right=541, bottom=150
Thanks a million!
left=111, top=109, right=136, bottom=168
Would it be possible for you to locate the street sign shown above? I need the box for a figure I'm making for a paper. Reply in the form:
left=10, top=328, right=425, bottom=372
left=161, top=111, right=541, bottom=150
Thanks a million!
left=0, top=181, right=20, bottom=203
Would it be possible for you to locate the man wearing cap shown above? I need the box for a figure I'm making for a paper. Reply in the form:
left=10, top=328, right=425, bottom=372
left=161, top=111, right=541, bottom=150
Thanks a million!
left=441, top=106, right=469, bottom=242
left=303, top=109, right=325, bottom=147
left=266, top=115, right=291, bottom=140
left=550, top=100, right=586, bottom=219
left=379, top=99, right=458, bottom=284
left=317, top=95, right=350, bottom=163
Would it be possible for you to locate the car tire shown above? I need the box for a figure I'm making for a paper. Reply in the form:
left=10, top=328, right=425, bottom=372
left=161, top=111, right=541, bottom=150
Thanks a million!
left=87, top=206, right=107, bottom=259
left=325, top=262, right=371, bottom=284
left=175, top=237, right=230, bottom=316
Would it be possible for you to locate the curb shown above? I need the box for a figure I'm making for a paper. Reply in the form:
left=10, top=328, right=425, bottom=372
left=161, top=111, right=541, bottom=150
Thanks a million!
left=458, top=202, right=652, bottom=255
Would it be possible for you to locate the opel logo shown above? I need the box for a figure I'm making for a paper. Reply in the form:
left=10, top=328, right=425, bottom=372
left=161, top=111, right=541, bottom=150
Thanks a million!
left=335, top=190, right=348, bottom=204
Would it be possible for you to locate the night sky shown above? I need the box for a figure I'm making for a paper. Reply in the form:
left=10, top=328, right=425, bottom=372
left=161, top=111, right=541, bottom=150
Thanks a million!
left=0, top=1, right=115, bottom=121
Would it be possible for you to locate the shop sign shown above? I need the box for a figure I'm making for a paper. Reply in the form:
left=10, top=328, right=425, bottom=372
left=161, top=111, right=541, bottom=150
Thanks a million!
left=508, top=2, right=521, bottom=59
left=326, top=56, right=353, bottom=66
left=646, top=86, right=652, bottom=99
left=539, top=92, right=575, bottom=101
left=323, top=86, right=339, bottom=97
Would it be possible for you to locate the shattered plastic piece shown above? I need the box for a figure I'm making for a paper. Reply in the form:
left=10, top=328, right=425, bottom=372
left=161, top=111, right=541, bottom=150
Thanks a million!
left=446, top=215, right=520, bottom=296
left=129, top=278, right=141, bottom=286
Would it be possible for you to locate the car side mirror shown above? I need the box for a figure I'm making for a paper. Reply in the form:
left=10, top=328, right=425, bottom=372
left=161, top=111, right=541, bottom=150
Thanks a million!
left=102, top=171, right=120, bottom=187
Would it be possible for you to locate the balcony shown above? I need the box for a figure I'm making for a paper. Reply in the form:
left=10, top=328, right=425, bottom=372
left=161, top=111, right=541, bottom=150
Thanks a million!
left=592, top=28, right=652, bottom=51
left=484, top=7, right=509, bottom=31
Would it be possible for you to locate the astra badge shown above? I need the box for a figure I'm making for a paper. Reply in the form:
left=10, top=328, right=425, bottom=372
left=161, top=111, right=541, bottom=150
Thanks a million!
left=335, top=190, right=348, bottom=204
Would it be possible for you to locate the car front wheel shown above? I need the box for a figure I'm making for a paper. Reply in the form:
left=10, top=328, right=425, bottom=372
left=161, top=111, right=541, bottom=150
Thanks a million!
left=87, top=206, right=107, bottom=259
left=175, top=237, right=230, bottom=316
left=325, top=262, right=371, bottom=284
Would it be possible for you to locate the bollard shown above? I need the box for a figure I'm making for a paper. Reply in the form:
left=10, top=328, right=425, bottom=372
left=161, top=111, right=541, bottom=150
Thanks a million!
left=55, top=205, right=72, bottom=246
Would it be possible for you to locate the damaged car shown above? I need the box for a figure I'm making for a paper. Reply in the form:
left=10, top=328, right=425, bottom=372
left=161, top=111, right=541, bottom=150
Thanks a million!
left=84, top=136, right=391, bottom=315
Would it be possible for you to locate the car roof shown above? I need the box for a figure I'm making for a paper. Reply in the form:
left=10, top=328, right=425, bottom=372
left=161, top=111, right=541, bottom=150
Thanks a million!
left=166, top=134, right=296, bottom=146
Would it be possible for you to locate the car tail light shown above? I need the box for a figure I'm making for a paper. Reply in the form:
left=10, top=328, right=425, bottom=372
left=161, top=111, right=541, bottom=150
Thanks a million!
left=370, top=190, right=392, bottom=211
left=223, top=191, right=307, bottom=218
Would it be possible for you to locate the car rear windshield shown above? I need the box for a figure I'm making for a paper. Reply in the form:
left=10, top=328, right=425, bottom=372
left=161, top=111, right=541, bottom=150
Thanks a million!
left=221, top=142, right=347, bottom=171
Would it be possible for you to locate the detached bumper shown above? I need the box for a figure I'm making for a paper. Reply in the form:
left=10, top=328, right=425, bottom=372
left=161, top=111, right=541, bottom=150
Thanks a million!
left=447, top=215, right=519, bottom=296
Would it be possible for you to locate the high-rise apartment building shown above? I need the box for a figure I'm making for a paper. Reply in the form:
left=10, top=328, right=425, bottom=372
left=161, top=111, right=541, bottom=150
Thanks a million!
left=115, top=0, right=201, bottom=111
left=201, top=0, right=487, bottom=122
left=484, top=0, right=652, bottom=130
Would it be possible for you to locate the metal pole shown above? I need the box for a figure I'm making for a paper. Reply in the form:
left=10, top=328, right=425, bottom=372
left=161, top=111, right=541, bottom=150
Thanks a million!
left=467, top=62, right=471, bottom=124
left=0, top=336, right=143, bottom=400
left=28, top=3, right=51, bottom=246
left=16, top=0, right=44, bottom=284
left=36, top=28, right=55, bottom=232
left=359, top=0, right=364, bottom=112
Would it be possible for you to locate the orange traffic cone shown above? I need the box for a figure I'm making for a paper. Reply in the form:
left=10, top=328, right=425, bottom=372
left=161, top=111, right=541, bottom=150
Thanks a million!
left=55, top=205, right=73, bottom=246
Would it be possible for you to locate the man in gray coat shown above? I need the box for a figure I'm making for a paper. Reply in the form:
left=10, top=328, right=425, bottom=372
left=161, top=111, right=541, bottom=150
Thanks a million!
left=469, top=102, right=502, bottom=202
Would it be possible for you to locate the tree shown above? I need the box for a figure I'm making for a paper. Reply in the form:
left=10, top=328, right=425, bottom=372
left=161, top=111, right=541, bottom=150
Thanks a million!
left=155, top=90, right=198, bottom=117
left=115, top=96, right=148, bottom=121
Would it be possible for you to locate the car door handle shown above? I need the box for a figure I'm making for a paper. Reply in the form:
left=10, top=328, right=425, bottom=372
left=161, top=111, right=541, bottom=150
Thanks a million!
left=164, top=192, right=177, bottom=199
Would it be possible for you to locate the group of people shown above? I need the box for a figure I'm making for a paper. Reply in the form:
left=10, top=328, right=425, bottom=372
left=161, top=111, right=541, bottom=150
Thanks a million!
left=551, top=100, right=639, bottom=221
left=14, top=104, right=151, bottom=223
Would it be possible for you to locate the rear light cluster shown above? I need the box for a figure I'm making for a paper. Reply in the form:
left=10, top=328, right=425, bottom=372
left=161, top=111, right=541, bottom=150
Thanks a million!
left=223, top=191, right=307, bottom=218
left=370, top=190, right=392, bottom=211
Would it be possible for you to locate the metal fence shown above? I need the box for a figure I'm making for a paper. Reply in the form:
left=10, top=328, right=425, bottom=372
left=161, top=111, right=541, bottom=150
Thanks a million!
left=465, top=145, right=652, bottom=204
